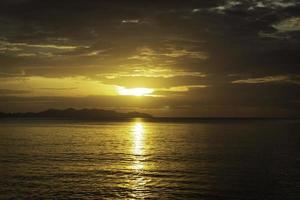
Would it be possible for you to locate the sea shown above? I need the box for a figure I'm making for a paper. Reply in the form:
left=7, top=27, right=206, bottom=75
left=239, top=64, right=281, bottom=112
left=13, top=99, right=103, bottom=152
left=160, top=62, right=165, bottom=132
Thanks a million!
left=1, top=119, right=300, bottom=199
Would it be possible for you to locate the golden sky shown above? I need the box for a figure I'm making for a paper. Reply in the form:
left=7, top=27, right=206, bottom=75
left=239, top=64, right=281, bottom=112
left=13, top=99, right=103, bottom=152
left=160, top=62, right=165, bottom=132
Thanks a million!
left=0, top=0, right=299, bottom=117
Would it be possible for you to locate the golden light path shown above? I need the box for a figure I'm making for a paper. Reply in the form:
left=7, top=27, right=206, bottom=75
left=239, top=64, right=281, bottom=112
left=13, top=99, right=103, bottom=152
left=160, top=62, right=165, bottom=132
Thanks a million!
left=117, top=87, right=154, bottom=96
left=129, top=121, right=149, bottom=199
left=132, top=121, right=145, bottom=170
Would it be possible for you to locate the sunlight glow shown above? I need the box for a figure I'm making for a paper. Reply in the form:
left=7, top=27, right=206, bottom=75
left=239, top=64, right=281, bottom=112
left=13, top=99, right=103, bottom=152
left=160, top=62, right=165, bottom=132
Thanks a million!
left=117, top=87, right=154, bottom=96
left=130, top=122, right=147, bottom=198
left=132, top=122, right=146, bottom=171
left=133, top=122, right=144, bottom=156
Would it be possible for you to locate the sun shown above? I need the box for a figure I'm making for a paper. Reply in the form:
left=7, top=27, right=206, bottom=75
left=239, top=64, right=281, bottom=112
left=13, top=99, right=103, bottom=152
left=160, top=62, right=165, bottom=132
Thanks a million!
left=117, top=87, right=154, bottom=96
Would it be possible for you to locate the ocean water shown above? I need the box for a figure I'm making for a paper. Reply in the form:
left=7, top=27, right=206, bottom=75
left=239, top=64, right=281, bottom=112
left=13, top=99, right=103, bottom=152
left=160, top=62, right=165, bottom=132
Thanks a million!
left=0, top=119, right=300, bottom=199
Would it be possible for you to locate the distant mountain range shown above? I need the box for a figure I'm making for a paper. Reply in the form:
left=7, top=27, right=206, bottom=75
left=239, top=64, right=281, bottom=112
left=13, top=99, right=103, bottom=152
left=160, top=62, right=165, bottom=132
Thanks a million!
left=0, top=109, right=297, bottom=122
left=0, top=108, right=153, bottom=120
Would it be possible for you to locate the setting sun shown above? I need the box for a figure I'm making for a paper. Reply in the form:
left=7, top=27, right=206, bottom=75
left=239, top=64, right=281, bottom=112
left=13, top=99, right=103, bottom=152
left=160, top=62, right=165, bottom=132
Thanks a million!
left=117, top=87, right=154, bottom=96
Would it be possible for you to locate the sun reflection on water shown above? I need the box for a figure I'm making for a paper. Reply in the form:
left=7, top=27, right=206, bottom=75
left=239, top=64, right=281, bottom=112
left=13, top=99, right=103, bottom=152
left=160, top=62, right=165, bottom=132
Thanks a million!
left=133, top=122, right=144, bottom=156
left=132, top=122, right=145, bottom=171
left=130, top=121, right=148, bottom=198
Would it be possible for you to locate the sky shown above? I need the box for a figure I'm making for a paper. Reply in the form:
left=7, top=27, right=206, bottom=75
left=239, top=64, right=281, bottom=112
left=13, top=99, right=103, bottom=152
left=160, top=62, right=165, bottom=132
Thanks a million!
left=0, top=0, right=299, bottom=117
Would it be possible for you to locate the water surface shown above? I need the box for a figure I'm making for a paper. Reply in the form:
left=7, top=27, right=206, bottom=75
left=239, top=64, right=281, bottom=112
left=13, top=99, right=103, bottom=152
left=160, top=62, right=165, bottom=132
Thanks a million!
left=1, top=120, right=300, bottom=199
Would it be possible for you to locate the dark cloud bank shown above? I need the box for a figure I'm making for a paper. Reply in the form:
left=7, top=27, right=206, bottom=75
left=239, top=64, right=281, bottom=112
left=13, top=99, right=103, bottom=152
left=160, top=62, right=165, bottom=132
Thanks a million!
left=0, top=0, right=299, bottom=117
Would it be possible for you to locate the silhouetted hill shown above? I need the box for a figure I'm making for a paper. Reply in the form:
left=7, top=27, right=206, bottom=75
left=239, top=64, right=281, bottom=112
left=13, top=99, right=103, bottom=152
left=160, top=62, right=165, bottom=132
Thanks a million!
left=0, top=108, right=153, bottom=120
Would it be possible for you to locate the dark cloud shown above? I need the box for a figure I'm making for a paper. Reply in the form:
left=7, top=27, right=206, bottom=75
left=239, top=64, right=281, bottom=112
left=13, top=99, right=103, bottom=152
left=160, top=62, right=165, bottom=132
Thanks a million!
left=0, top=89, right=30, bottom=95
left=0, top=0, right=299, bottom=116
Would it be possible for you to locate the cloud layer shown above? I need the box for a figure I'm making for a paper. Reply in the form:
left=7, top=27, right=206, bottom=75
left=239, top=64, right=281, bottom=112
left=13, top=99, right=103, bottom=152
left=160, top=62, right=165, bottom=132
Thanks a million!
left=0, top=0, right=299, bottom=116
